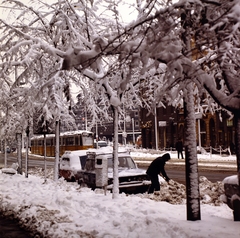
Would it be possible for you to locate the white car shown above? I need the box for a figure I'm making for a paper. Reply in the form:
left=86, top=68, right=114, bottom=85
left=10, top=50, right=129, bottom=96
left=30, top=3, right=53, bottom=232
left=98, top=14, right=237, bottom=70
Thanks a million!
left=222, top=175, right=240, bottom=221
left=59, top=150, right=88, bottom=182
left=77, top=147, right=151, bottom=194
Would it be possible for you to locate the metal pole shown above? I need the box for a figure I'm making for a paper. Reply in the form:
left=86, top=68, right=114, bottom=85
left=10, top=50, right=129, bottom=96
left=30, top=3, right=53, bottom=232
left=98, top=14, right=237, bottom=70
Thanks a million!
left=25, top=127, right=30, bottom=178
left=85, top=106, right=87, bottom=130
left=96, top=121, right=98, bottom=148
left=54, top=120, right=60, bottom=181
left=154, top=106, right=158, bottom=150
left=132, top=118, right=135, bottom=144
left=123, top=115, right=126, bottom=146
left=4, top=139, right=7, bottom=168
left=123, top=106, right=127, bottom=145
left=198, top=119, right=201, bottom=148
left=44, top=133, right=47, bottom=182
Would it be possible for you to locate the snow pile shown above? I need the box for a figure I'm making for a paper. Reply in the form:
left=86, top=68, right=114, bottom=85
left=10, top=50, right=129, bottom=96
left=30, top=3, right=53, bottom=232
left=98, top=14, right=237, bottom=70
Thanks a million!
left=27, top=167, right=224, bottom=205
left=199, top=176, right=224, bottom=205
left=1, top=167, right=238, bottom=238
left=1, top=162, right=18, bottom=175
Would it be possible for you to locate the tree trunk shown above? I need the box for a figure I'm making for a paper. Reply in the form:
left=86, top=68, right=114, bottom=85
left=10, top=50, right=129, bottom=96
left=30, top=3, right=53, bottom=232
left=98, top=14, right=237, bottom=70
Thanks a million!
left=112, top=106, right=119, bottom=198
left=54, top=120, right=60, bottom=181
left=184, top=82, right=201, bottom=221
left=234, top=113, right=240, bottom=186
left=4, top=139, right=7, bottom=168
left=16, top=133, right=22, bottom=174
left=25, top=133, right=29, bottom=178
left=44, top=133, right=47, bottom=183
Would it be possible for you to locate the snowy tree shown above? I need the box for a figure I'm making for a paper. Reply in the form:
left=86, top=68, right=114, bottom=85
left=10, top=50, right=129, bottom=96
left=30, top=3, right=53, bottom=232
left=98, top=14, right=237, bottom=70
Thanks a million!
left=142, top=0, right=240, bottom=219
left=1, top=0, right=240, bottom=220
left=0, top=0, right=143, bottom=196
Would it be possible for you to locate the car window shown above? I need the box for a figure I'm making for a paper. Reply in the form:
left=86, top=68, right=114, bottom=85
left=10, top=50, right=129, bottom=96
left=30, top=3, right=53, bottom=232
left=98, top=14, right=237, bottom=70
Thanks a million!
left=107, top=156, right=137, bottom=169
left=119, top=157, right=127, bottom=167
left=85, top=154, right=95, bottom=171
left=62, top=157, right=70, bottom=162
left=80, top=155, right=87, bottom=169
left=126, top=157, right=137, bottom=169
left=94, top=141, right=108, bottom=148
left=107, top=157, right=113, bottom=168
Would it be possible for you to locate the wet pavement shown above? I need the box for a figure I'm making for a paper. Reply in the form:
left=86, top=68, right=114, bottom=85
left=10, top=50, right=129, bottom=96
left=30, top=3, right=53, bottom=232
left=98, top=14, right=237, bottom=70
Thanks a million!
left=0, top=214, right=33, bottom=238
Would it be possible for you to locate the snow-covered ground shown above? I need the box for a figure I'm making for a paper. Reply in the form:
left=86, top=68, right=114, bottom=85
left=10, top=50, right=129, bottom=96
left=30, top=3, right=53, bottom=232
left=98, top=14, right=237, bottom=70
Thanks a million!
left=0, top=150, right=239, bottom=238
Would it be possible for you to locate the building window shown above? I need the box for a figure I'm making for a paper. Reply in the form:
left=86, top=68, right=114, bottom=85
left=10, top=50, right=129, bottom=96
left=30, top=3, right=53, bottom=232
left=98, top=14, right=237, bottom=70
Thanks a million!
left=227, top=120, right=233, bottom=127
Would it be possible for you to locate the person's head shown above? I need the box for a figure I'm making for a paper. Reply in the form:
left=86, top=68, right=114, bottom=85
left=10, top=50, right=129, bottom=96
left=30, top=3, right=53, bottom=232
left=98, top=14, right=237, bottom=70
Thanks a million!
left=162, top=153, right=171, bottom=161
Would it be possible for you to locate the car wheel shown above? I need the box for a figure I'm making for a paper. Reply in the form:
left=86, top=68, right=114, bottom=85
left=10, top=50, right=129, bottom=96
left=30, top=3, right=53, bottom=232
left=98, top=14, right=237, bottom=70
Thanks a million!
left=233, top=197, right=240, bottom=221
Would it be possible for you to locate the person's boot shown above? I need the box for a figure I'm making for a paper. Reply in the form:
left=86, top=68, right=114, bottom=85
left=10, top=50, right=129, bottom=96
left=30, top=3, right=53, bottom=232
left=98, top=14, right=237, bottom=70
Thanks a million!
left=154, top=191, right=161, bottom=195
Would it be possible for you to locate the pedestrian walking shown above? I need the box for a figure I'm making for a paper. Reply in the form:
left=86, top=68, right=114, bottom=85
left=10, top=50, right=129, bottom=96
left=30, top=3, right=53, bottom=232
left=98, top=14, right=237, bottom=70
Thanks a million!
left=146, top=153, right=171, bottom=194
left=175, top=138, right=184, bottom=159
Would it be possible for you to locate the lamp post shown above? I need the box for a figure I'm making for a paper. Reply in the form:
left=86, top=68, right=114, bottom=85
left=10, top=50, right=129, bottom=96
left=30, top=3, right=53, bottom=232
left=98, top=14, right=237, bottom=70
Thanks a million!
left=25, top=126, right=29, bottom=178
left=132, top=118, right=135, bottom=144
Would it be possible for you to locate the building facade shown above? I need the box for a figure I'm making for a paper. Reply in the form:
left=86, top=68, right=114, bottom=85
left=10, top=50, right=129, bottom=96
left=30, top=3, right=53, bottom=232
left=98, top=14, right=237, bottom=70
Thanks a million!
left=140, top=106, right=236, bottom=152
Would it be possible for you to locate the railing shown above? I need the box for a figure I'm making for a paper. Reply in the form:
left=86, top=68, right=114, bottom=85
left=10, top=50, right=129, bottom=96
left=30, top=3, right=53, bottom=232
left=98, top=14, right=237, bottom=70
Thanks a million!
left=131, top=146, right=234, bottom=157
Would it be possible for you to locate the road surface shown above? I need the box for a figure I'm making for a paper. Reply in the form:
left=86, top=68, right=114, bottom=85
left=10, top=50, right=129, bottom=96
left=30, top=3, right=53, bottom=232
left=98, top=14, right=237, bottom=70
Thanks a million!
left=0, top=152, right=237, bottom=184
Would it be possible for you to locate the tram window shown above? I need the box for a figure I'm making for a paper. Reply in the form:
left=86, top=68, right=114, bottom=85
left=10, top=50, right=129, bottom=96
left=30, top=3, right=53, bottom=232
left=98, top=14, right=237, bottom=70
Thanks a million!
left=66, top=137, right=74, bottom=145
left=75, top=136, right=79, bottom=145
left=62, top=137, right=65, bottom=146
left=38, top=140, right=43, bottom=146
left=46, top=139, right=51, bottom=146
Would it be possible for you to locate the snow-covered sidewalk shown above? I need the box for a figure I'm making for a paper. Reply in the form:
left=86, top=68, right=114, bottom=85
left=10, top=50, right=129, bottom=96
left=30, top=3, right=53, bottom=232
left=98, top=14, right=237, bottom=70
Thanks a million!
left=130, top=149, right=237, bottom=170
left=0, top=167, right=239, bottom=238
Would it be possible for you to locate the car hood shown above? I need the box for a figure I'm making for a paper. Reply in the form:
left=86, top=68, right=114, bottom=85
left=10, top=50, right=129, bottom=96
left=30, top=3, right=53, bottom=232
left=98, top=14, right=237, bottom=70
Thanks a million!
left=108, top=168, right=147, bottom=178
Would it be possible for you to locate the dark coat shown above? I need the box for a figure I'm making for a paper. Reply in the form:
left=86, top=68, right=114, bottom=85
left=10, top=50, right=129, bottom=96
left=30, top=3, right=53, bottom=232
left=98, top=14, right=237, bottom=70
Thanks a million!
left=146, top=153, right=170, bottom=180
left=175, top=140, right=183, bottom=152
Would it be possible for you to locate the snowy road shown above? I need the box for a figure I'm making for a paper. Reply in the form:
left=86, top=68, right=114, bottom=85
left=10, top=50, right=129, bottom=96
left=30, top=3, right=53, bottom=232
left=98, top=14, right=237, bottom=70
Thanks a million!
left=0, top=152, right=237, bottom=185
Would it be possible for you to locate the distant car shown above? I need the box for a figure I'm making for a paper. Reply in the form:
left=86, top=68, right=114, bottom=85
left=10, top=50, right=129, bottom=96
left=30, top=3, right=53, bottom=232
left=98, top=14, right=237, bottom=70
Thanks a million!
left=59, top=150, right=88, bottom=182
left=77, top=147, right=151, bottom=194
left=222, top=175, right=240, bottom=221
left=94, top=140, right=108, bottom=149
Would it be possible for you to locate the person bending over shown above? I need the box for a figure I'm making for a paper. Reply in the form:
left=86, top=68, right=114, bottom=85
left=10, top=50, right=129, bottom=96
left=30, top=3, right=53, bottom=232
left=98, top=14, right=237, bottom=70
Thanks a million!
left=146, top=153, right=171, bottom=194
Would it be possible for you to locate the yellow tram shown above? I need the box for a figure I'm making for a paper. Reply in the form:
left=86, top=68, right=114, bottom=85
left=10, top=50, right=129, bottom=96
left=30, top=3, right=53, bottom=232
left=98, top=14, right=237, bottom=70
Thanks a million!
left=31, top=130, right=94, bottom=157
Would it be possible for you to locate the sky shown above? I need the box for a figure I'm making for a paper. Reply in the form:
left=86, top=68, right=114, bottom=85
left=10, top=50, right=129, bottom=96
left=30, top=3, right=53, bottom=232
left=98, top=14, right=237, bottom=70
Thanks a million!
left=0, top=150, right=239, bottom=238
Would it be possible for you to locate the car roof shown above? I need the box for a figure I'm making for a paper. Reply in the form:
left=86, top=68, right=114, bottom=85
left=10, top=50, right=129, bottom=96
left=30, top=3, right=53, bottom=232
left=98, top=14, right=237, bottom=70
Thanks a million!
left=87, top=146, right=129, bottom=155
left=62, top=150, right=88, bottom=157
